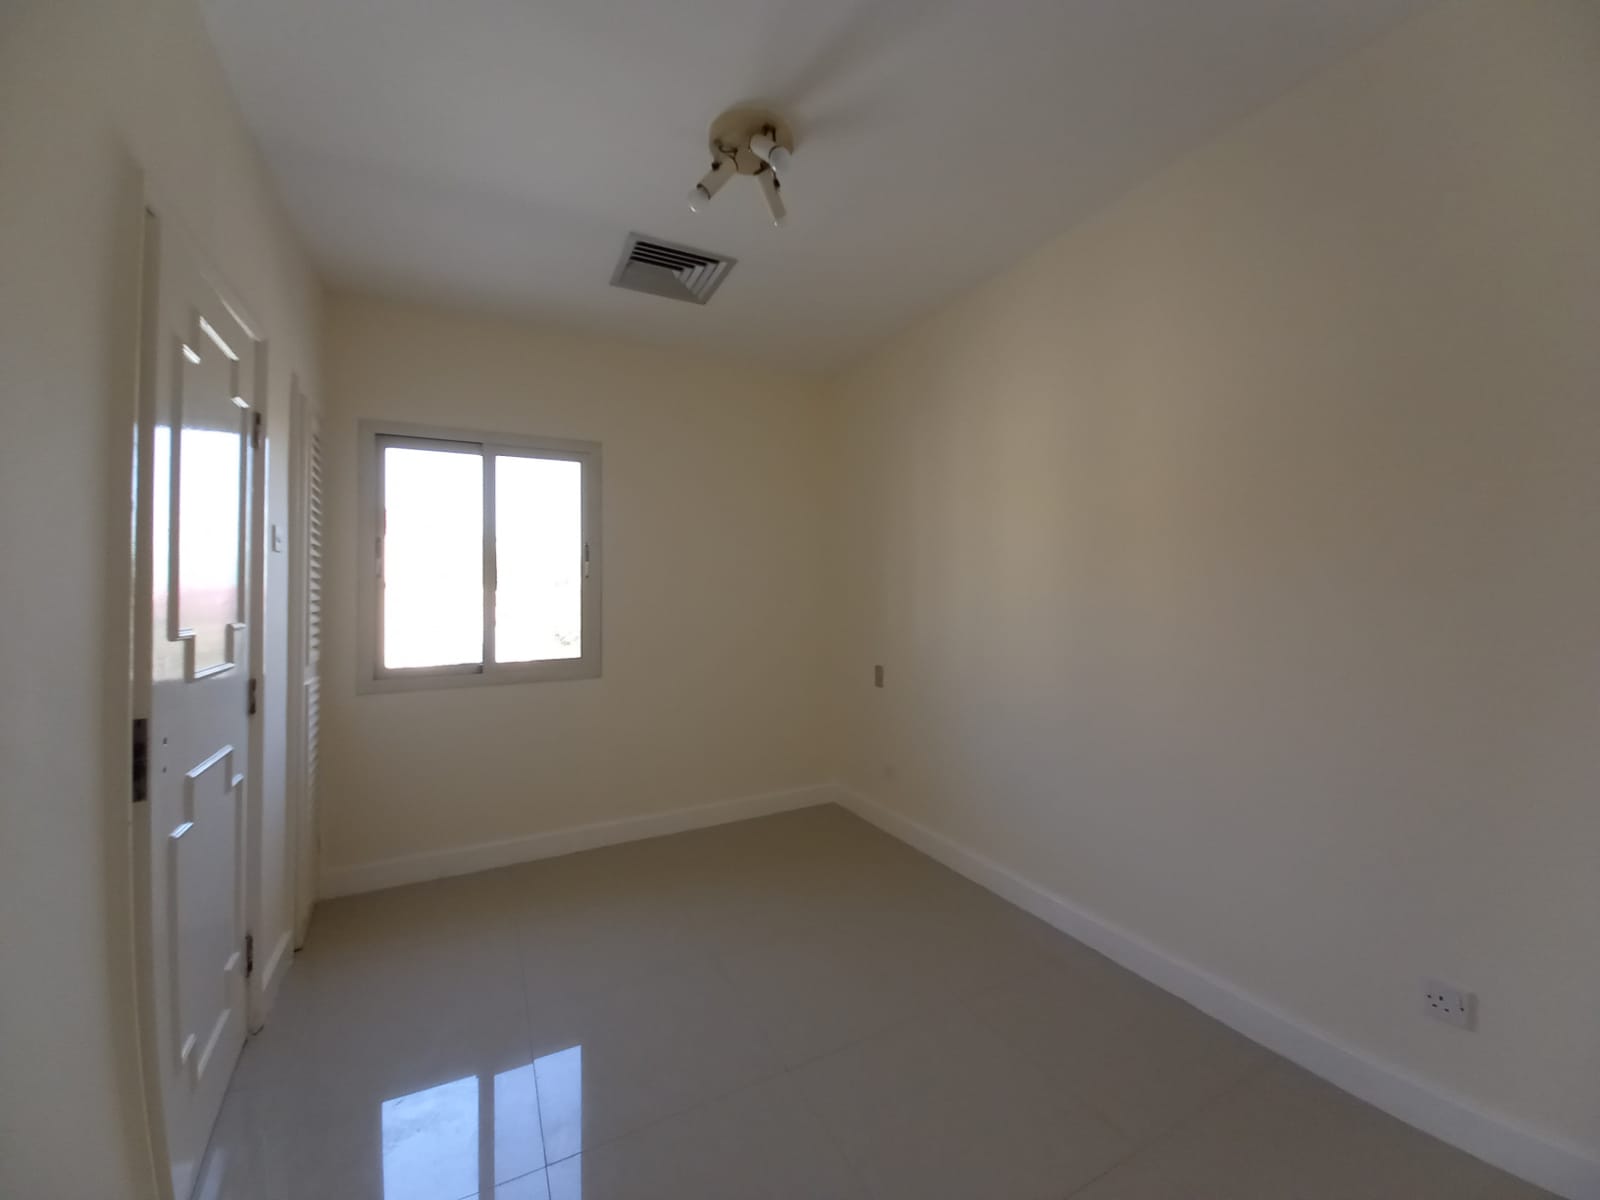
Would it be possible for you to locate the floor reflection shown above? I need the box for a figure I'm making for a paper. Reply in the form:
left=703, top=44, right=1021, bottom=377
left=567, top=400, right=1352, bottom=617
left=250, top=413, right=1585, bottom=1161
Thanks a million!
left=380, top=1046, right=582, bottom=1198
left=381, top=1075, right=477, bottom=1200
left=533, top=1046, right=582, bottom=1162
left=545, top=1153, right=583, bottom=1200
left=493, top=1063, right=542, bottom=1184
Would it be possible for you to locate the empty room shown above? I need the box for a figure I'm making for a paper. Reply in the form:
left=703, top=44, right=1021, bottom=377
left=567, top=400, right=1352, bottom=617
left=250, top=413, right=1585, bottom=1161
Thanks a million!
left=2, top=0, right=1597, bottom=1197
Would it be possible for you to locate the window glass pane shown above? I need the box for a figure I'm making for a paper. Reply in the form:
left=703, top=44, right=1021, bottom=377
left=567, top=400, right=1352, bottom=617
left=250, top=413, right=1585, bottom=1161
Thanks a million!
left=383, top=444, right=483, bottom=669
left=177, top=345, right=243, bottom=673
left=178, top=426, right=242, bottom=672
left=495, top=455, right=582, bottom=663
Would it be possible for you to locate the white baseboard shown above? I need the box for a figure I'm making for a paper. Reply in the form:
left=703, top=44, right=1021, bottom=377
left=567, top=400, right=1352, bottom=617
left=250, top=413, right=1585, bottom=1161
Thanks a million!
left=317, top=784, right=834, bottom=899
left=834, top=784, right=1598, bottom=1200
left=247, top=928, right=294, bottom=1033
left=258, top=929, right=292, bottom=996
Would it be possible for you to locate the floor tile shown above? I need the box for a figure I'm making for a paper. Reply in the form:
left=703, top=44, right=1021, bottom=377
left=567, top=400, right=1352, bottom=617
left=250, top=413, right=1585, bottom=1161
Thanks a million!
left=506, top=805, right=945, bottom=1008
left=484, top=1170, right=549, bottom=1199
left=231, top=897, right=531, bottom=1107
left=204, top=807, right=1557, bottom=1200
left=718, top=866, right=1076, bottom=1069
left=1070, top=1061, right=1556, bottom=1199
left=718, top=915, right=947, bottom=1067
left=966, top=951, right=1269, bottom=1143
left=217, top=873, right=537, bottom=1199
left=791, top=1005, right=1130, bottom=1200
left=198, top=1081, right=383, bottom=1200
left=543, top=1075, right=865, bottom=1200
left=521, top=958, right=784, bottom=1158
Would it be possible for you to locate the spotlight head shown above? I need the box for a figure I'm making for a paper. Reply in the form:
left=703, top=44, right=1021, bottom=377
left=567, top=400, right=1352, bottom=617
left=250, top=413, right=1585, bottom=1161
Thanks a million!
left=749, top=129, right=793, bottom=178
left=687, top=152, right=734, bottom=213
left=758, top=168, right=786, bottom=227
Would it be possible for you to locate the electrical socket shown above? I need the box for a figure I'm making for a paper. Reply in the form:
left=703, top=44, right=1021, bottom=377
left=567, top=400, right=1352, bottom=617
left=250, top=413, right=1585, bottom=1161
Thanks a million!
left=1423, top=979, right=1476, bottom=1030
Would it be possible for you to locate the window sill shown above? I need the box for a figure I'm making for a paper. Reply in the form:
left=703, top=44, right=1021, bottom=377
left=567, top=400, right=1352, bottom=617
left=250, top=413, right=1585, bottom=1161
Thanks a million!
left=356, top=657, right=601, bottom=695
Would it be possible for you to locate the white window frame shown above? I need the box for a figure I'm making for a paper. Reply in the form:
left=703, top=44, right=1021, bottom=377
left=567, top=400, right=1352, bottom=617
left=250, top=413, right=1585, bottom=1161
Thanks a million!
left=356, top=419, right=602, bottom=693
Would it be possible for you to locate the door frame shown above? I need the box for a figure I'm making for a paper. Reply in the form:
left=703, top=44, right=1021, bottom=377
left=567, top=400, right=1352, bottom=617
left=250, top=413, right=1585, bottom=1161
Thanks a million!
left=243, top=334, right=271, bottom=1033
left=128, top=191, right=269, bottom=1198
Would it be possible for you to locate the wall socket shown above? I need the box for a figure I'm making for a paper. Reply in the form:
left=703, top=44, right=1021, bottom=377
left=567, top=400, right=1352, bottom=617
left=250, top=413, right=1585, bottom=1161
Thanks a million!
left=1422, top=979, right=1476, bottom=1030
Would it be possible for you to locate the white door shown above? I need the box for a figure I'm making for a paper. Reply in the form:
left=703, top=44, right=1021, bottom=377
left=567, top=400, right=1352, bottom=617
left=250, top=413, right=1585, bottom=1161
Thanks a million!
left=135, top=206, right=257, bottom=1200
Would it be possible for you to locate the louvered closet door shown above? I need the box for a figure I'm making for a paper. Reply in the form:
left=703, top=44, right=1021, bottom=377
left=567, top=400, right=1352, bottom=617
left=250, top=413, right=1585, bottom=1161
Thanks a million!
left=291, top=387, right=323, bottom=943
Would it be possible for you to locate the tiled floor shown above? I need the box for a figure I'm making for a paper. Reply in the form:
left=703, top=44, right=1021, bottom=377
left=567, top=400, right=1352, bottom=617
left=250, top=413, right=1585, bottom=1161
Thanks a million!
left=200, top=805, right=1551, bottom=1199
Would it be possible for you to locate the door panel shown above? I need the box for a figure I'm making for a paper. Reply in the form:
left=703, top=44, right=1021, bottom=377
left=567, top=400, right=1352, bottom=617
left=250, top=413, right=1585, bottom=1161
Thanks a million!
left=138, top=208, right=257, bottom=1200
left=167, top=746, right=245, bottom=1084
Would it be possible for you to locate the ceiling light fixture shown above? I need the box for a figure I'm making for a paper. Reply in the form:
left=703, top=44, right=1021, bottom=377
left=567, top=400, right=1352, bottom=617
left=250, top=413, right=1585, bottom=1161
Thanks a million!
left=687, top=106, right=795, bottom=227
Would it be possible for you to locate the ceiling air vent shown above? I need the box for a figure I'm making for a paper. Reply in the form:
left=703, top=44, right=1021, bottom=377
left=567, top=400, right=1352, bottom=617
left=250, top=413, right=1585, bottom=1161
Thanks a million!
left=610, top=233, right=735, bottom=305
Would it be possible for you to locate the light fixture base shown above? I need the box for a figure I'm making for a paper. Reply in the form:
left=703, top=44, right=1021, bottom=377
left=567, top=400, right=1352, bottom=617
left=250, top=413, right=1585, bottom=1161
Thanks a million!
left=707, top=106, right=795, bottom=176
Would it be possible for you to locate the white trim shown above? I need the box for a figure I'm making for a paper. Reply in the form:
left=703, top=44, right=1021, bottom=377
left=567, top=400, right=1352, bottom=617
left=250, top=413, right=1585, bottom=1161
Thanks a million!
left=256, top=930, right=293, bottom=1013
left=318, top=784, right=834, bottom=899
left=243, top=335, right=270, bottom=1036
left=833, top=784, right=1599, bottom=1200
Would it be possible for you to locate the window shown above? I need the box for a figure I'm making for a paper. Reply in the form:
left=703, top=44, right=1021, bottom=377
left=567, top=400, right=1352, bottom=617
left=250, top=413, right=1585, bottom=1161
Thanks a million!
left=357, top=421, right=600, bottom=691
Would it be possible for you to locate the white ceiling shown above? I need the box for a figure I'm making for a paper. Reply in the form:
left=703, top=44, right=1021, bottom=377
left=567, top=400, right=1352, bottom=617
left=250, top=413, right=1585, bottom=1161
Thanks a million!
left=201, top=0, right=1431, bottom=371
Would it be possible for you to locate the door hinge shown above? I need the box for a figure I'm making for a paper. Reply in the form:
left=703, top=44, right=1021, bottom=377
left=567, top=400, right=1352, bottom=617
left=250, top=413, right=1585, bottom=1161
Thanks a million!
left=251, top=411, right=263, bottom=449
left=583, top=541, right=591, bottom=579
left=247, top=676, right=259, bottom=716
left=244, top=933, right=254, bottom=978
left=132, top=718, right=149, bottom=803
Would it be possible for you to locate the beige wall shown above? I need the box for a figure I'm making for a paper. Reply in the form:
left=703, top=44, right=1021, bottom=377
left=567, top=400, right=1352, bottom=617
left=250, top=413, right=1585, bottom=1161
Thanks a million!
left=319, top=293, right=826, bottom=875
left=4, top=0, right=1595, bottom=1194
left=827, top=0, right=1599, bottom=1158
left=0, top=0, right=321, bottom=1194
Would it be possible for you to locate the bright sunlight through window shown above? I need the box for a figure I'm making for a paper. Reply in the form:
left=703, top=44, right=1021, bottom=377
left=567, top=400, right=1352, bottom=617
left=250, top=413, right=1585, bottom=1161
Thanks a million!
left=382, top=445, right=483, bottom=670
left=495, top=456, right=582, bottom=663
left=368, top=426, right=599, bottom=690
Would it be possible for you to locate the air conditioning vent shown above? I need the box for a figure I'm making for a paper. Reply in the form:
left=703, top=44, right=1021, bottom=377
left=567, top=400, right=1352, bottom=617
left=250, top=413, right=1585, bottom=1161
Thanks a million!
left=610, top=234, right=735, bottom=305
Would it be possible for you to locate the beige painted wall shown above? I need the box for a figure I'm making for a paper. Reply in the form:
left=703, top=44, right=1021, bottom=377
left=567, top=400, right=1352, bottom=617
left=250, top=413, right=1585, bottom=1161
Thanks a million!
left=319, top=293, right=826, bottom=875
left=3, top=0, right=1594, bottom=1193
left=827, top=0, right=1599, bottom=1157
left=0, top=1, right=321, bottom=1194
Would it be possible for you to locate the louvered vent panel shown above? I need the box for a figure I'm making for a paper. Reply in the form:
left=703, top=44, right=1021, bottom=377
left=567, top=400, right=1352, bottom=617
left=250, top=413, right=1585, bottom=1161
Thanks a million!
left=305, top=677, right=320, bottom=787
left=610, top=234, right=736, bottom=305
left=306, top=429, right=323, bottom=669
left=303, top=423, right=323, bottom=853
